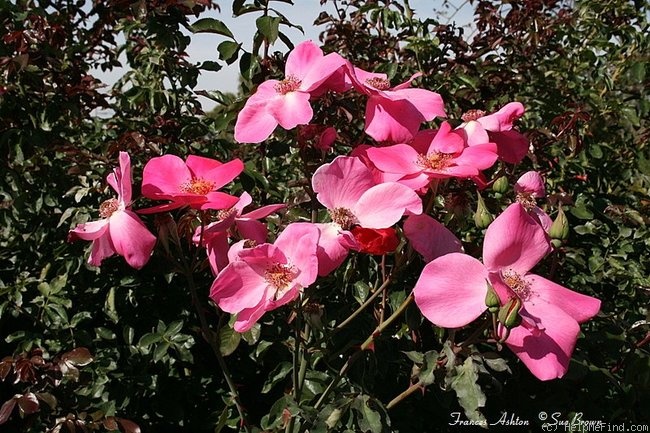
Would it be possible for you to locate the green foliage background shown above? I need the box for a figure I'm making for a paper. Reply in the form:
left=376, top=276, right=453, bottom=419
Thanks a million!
left=0, top=0, right=648, bottom=432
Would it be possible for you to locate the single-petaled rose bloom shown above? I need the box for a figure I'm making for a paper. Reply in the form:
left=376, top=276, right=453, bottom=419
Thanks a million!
left=68, top=152, right=156, bottom=269
left=234, top=40, right=348, bottom=143
left=209, top=223, right=320, bottom=332
left=140, top=154, right=243, bottom=213
left=514, top=171, right=552, bottom=232
left=458, top=102, right=529, bottom=164
left=311, top=156, right=422, bottom=275
left=413, top=203, right=600, bottom=380
left=350, top=227, right=399, bottom=255
left=349, top=67, right=446, bottom=143
left=194, top=192, right=286, bottom=274
left=366, top=122, right=499, bottom=190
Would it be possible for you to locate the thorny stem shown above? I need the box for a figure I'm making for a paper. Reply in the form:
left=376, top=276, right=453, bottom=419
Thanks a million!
left=386, top=381, right=423, bottom=410
left=177, top=217, right=251, bottom=433
left=334, top=277, right=393, bottom=331
left=305, top=292, right=415, bottom=428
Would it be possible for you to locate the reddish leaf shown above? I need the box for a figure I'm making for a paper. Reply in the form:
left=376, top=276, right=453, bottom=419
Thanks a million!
left=17, top=393, right=39, bottom=416
left=61, top=348, right=94, bottom=367
left=117, top=417, right=141, bottom=433
left=0, top=396, right=17, bottom=424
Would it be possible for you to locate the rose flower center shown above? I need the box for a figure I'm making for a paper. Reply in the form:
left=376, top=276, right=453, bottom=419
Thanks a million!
left=365, top=77, right=391, bottom=90
left=502, top=269, right=531, bottom=301
left=461, top=109, right=486, bottom=122
left=417, top=152, right=453, bottom=171
left=181, top=178, right=215, bottom=195
left=99, top=198, right=120, bottom=218
left=329, top=207, right=358, bottom=230
left=265, top=262, right=298, bottom=299
left=274, top=75, right=302, bottom=94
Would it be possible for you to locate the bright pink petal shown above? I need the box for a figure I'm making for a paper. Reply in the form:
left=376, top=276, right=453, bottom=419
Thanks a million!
left=312, top=223, right=352, bottom=276
left=366, top=143, right=421, bottom=176
left=525, top=274, right=601, bottom=323
left=404, top=214, right=463, bottom=262
left=268, top=91, right=313, bottom=130
left=530, top=206, right=553, bottom=233
left=391, top=72, right=422, bottom=90
left=88, top=231, right=116, bottom=267
left=69, top=219, right=109, bottom=241
left=301, top=52, right=348, bottom=92
left=107, top=152, right=132, bottom=204
left=483, top=203, right=551, bottom=274
left=205, top=230, right=230, bottom=275
left=202, top=158, right=244, bottom=190
left=233, top=191, right=254, bottom=215
left=274, top=222, right=320, bottom=287
left=383, top=88, right=446, bottom=121
left=136, top=201, right=185, bottom=214
left=426, top=122, right=465, bottom=154
left=349, top=67, right=387, bottom=94
left=435, top=165, right=479, bottom=178
left=353, top=183, right=422, bottom=229
left=235, top=219, right=269, bottom=244
left=233, top=81, right=281, bottom=143
left=515, top=171, right=546, bottom=197
left=414, top=253, right=489, bottom=328
left=312, top=156, right=376, bottom=210
left=459, top=121, right=490, bottom=147
left=200, top=192, right=240, bottom=211
left=210, top=253, right=272, bottom=312
left=505, top=303, right=579, bottom=380
left=108, top=210, right=156, bottom=269
left=284, top=41, right=323, bottom=81
left=233, top=299, right=269, bottom=333
left=477, top=102, right=525, bottom=131
left=142, top=155, right=191, bottom=198
left=453, top=143, right=498, bottom=171
left=364, top=96, right=424, bottom=143
left=241, top=203, right=286, bottom=220
left=185, top=155, right=224, bottom=178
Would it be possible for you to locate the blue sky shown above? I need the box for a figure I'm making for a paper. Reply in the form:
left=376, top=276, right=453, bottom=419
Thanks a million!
left=94, top=1, right=474, bottom=111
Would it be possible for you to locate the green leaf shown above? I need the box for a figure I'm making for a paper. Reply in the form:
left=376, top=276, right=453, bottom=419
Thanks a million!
left=218, top=326, right=241, bottom=356
left=190, top=18, right=234, bottom=38
left=261, top=361, right=292, bottom=393
left=165, top=320, right=184, bottom=337
left=448, top=357, right=487, bottom=427
left=104, top=286, right=119, bottom=323
left=256, top=16, right=281, bottom=44
left=351, top=395, right=387, bottom=433
left=217, top=41, right=240, bottom=64
left=353, top=281, right=370, bottom=305
left=242, top=323, right=261, bottom=345
left=153, top=342, right=170, bottom=362
left=138, top=333, right=162, bottom=348
left=199, top=61, right=222, bottom=72
left=417, top=350, right=440, bottom=386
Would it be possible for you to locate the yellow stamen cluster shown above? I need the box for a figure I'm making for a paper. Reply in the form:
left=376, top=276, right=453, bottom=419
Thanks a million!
left=99, top=198, right=119, bottom=218
left=516, top=192, right=537, bottom=210
left=217, top=207, right=237, bottom=221
left=274, top=75, right=302, bottom=94
left=265, top=263, right=296, bottom=294
left=181, top=178, right=215, bottom=195
left=502, top=270, right=531, bottom=300
left=416, top=152, right=453, bottom=171
left=330, top=207, right=358, bottom=230
left=461, top=109, right=486, bottom=122
left=365, top=77, right=391, bottom=90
